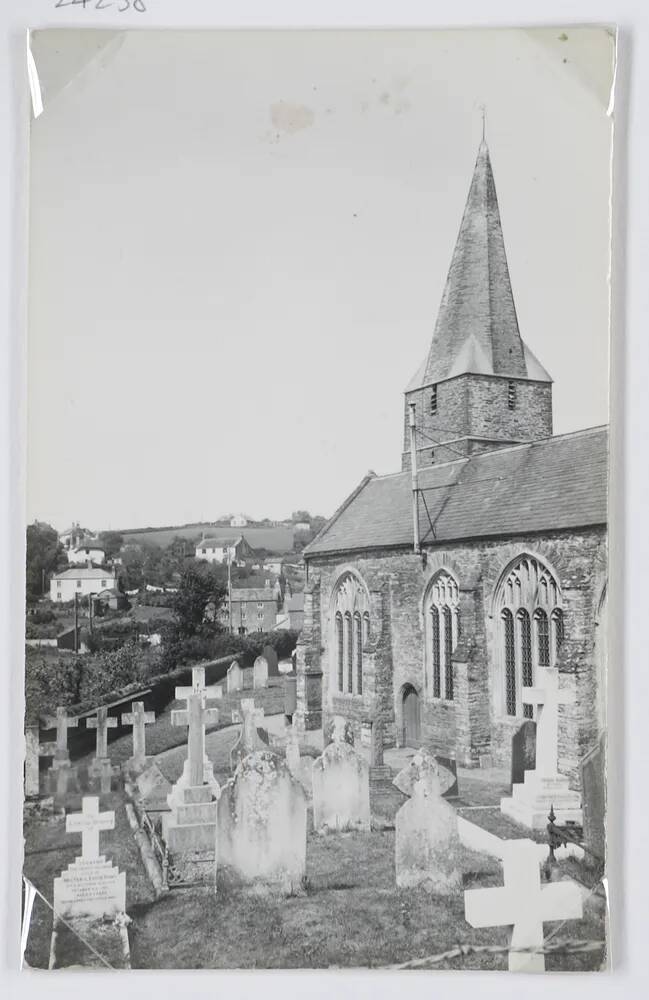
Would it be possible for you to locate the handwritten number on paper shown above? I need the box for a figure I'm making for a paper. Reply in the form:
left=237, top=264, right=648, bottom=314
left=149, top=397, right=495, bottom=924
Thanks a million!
left=54, top=0, right=148, bottom=11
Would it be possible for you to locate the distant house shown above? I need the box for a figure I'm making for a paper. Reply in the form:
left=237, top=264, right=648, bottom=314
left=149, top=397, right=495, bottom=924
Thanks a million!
left=50, top=567, right=116, bottom=602
left=230, top=514, right=248, bottom=528
left=292, top=521, right=311, bottom=534
left=263, top=558, right=284, bottom=575
left=195, top=534, right=254, bottom=566
left=225, top=587, right=277, bottom=634
left=59, top=522, right=90, bottom=553
left=67, top=542, right=106, bottom=566
left=94, top=588, right=129, bottom=613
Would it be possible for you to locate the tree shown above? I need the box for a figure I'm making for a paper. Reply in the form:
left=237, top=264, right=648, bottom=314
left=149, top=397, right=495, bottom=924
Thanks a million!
left=170, top=563, right=226, bottom=639
left=291, top=510, right=311, bottom=524
left=25, top=522, right=67, bottom=601
left=99, top=530, right=124, bottom=560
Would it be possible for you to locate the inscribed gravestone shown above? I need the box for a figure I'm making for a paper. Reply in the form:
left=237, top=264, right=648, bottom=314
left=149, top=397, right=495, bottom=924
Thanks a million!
left=511, top=720, right=537, bottom=786
left=464, top=838, right=583, bottom=972
left=395, top=777, right=462, bottom=895
left=227, top=661, right=242, bottom=693
left=312, top=729, right=370, bottom=833
left=581, top=732, right=606, bottom=868
left=53, top=797, right=126, bottom=919
left=393, top=748, right=456, bottom=799
left=253, top=656, right=269, bottom=689
left=217, top=751, right=307, bottom=895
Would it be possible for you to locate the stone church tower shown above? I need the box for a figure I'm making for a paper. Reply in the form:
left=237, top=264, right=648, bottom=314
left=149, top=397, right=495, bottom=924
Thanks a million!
left=402, top=141, right=553, bottom=471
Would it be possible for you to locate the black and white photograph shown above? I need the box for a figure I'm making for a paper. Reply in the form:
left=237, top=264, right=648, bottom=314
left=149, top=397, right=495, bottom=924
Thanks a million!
left=20, top=26, right=614, bottom=972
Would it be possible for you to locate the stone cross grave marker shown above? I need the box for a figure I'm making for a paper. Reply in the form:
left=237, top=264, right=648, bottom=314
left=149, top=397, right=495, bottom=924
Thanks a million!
left=464, top=838, right=583, bottom=972
left=87, top=706, right=118, bottom=761
left=66, top=795, right=115, bottom=860
left=511, top=720, right=537, bottom=786
left=25, top=724, right=61, bottom=797
left=121, top=701, right=156, bottom=772
left=523, top=668, right=574, bottom=778
left=176, top=665, right=223, bottom=708
left=171, top=691, right=220, bottom=788
left=42, top=706, right=78, bottom=768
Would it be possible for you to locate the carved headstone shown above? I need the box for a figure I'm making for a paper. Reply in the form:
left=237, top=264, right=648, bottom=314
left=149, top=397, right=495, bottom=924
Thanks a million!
left=217, top=751, right=307, bottom=895
left=312, top=725, right=370, bottom=833
left=253, top=656, right=269, bottom=689
left=121, top=701, right=156, bottom=774
left=53, top=797, right=126, bottom=919
left=393, top=748, right=456, bottom=799
left=511, top=720, right=537, bottom=786
left=395, top=777, right=462, bottom=895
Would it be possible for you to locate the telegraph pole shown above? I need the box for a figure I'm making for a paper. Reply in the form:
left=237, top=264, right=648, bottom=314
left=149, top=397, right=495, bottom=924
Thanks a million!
left=73, top=591, right=79, bottom=653
left=227, top=548, right=233, bottom=634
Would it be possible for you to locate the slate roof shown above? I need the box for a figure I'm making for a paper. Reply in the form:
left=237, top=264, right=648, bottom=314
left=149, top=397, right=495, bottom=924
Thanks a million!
left=304, top=427, right=608, bottom=557
left=197, top=535, right=243, bottom=548
left=408, top=141, right=552, bottom=389
left=52, top=567, right=116, bottom=580
left=231, top=588, right=276, bottom=603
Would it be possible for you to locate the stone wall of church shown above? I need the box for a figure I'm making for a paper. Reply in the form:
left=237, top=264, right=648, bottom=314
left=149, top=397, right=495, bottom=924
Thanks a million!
left=299, top=525, right=607, bottom=787
left=401, top=374, right=553, bottom=471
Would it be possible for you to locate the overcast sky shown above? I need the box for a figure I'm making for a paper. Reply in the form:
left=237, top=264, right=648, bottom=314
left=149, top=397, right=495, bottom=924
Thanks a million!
left=26, top=27, right=614, bottom=532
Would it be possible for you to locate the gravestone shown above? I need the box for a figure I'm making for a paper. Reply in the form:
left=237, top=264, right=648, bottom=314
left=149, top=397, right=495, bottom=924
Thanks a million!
left=369, top=719, right=391, bottom=782
left=227, top=661, right=243, bottom=693
left=25, top=724, right=63, bottom=798
left=360, top=721, right=372, bottom=748
left=169, top=667, right=222, bottom=797
left=393, top=748, right=456, bottom=799
left=581, top=732, right=606, bottom=868
left=136, top=762, right=173, bottom=812
left=42, top=706, right=78, bottom=770
left=501, top=668, right=582, bottom=828
left=434, top=754, right=459, bottom=799
left=121, top=701, right=156, bottom=774
left=464, top=838, right=583, bottom=972
left=511, top=720, right=537, bottom=786
left=53, top=797, right=126, bottom=919
left=253, top=656, right=269, bottom=689
left=87, top=707, right=117, bottom=767
left=285, top=719, right=301, bottom=777
left=395, top=778, right=462, bottom=895
left=262, top=644, right=279, bottom=677
left=312, top=723, right=370, bottom=833
left=324, top=715, right=354, bottom=747
left=217, top=751, right=307, bottom=895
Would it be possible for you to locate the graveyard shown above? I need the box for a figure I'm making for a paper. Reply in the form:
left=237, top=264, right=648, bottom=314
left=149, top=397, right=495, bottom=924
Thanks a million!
left=22, top=655, right=607, bottom=972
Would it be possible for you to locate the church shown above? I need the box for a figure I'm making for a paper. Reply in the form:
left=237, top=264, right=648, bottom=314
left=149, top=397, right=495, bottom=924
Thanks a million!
left=295, top=139, right=608, bottom=785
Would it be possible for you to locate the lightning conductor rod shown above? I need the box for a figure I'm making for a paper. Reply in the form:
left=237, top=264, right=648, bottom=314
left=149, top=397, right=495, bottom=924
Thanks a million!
left=408, top=401, right=420, bottom=554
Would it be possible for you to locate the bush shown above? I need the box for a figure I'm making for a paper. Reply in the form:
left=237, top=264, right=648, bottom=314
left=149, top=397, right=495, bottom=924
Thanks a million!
left=159, top=627, right=299, bottom=672
left=27, top=609, right=56, bottom=625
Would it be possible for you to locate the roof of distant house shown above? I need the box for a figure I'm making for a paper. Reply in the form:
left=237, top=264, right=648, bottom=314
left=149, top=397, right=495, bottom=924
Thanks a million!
left=52, top=567, right=116, bottom=580
left=230, top=588, right=276, bottom=602
left=286, top=593, right=305, bottom=612
left=197, top=535, right=244, bottom=548
left=305, top=427, right=608, bottom=557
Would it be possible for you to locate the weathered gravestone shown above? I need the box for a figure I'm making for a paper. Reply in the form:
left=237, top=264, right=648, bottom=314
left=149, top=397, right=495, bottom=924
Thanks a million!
left=312, top=718, right=370, bottom=833
left=464, top=838, right=583, bottom=972
left=324, top=714, right=354, bottom=746
left=395, top=777, right=462, bottom=895
left=121, top=701, right=156, bottom=774
left=230, top=698, right=266, bottom=771
left=253, top=655, right=269, bottom=689
left=25, top=724, right=63, bottom=799
left=217, top=751, right=307, bottom=895
left=434, top=754, right=459, bottom=799
left=511, top=720, right=537, bottom=787
left=86, top=707, right=120, bottom=795
left=581, top=732, right=606, bottom=868
left=393, top=747, right=456, bottom=799
left=53, top=797, right=126, bottom=919
left=136, top=762, right=173, bottom=813
left=262, top=644, right=279, bottom=677
left=41, top=707, right=79, bottom=798
left=227, top=661, right=243, bottom=693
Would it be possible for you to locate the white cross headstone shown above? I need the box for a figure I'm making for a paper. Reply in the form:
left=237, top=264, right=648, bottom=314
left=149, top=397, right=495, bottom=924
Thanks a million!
left=464, top=838, right=583, bottom=972
left=175, top=665, right=223, bottom=707
left=43, top=706, right=78, bottom=765
left=171, top=693, right=220, bottom=787
left=523, top=668, right=575, bottom=778
left=121, top=701, right=155, bottom=769
left=65, top=796, right=115, bottom=861
left=87, top=706, right=118, bottom=760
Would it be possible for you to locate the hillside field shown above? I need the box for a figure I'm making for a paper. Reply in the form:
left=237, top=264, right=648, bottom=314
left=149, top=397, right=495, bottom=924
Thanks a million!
left=121, top=523, right=295, bottom=553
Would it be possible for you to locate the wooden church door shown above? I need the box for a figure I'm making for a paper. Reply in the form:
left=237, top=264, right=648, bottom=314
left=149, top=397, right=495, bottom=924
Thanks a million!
left=402, top=686, right=421, bottom=747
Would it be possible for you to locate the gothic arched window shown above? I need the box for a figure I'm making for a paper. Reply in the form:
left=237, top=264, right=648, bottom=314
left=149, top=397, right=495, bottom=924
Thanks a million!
left=331, top=572, right=370, bottom=695
left=496, top=555, right=563, bottom=717
left=425, top=571, right=460, bottom=701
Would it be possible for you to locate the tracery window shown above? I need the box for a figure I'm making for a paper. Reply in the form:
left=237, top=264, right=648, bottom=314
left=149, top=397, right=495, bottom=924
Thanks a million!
left=331, top=573, right=370, bottom=694
left=496, top=556, right=563, bottom=717
left=425, top=572, right=460, bottom=701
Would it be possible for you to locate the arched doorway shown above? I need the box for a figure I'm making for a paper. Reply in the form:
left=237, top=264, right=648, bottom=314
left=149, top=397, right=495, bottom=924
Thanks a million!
left=402, top=684, right=421, bottom=747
